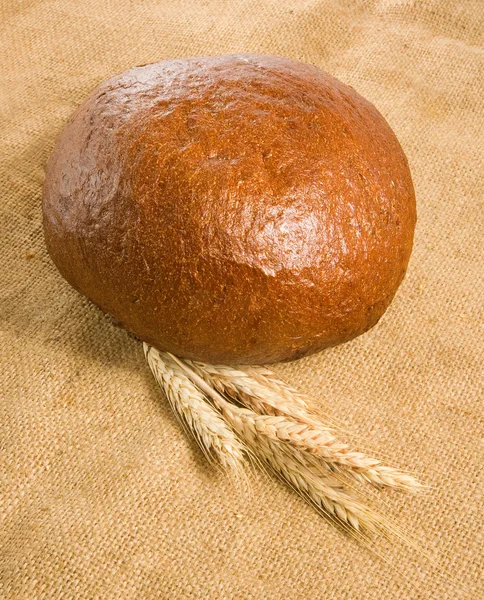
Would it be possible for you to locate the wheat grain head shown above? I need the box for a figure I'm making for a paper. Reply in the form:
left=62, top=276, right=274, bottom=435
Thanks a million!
left=186, top=361, right=422, bottom=493
left=144, top=344, right=248, bottom=482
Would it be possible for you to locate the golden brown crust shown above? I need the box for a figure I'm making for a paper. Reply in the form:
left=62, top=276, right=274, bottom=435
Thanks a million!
left=42, top=54, right=416, bottom=364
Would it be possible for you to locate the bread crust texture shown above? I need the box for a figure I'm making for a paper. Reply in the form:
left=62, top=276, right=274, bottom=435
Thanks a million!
left=43, top=54, right=416, bottom=364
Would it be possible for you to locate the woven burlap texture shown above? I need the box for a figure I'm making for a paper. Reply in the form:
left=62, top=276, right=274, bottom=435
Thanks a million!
left=1, top=1, right=483, bottom=598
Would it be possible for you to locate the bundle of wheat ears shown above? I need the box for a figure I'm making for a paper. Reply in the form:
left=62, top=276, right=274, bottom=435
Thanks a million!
left=144, top=344, right=423, bottom=541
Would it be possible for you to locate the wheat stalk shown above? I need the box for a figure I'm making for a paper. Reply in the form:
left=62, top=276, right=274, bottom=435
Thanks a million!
left=144, top=344, right=247, bottom=480
left=187, top=361, right=421, bottom=493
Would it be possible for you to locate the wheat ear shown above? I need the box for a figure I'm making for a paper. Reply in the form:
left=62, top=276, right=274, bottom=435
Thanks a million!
left=187, top=360, right=328, bottom=427
left=244, top=365, right=334, bottom=416
left=251, top=368, right=424, bottom=492
left=187, top=361, right=422, bottom=493
left=168, top=353, right=391, bottom=534
left=214, top=404, right=382, bottom=532
left=144, top=345, right=247, bottom=480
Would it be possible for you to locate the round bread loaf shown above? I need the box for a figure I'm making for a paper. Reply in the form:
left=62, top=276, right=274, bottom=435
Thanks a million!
left=43, top=54, right=416, bottom=365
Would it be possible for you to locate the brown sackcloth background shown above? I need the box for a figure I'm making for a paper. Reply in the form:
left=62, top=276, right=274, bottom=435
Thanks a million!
left=1, top=1, right=483, bottom=598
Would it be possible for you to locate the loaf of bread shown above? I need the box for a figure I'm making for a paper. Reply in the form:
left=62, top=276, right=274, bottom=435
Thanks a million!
left=42, top=54, right=416, bottom=364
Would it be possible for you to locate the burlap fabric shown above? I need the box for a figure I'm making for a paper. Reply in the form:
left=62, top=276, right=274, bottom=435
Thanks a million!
left=1, top=1, right=483, bottom=598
